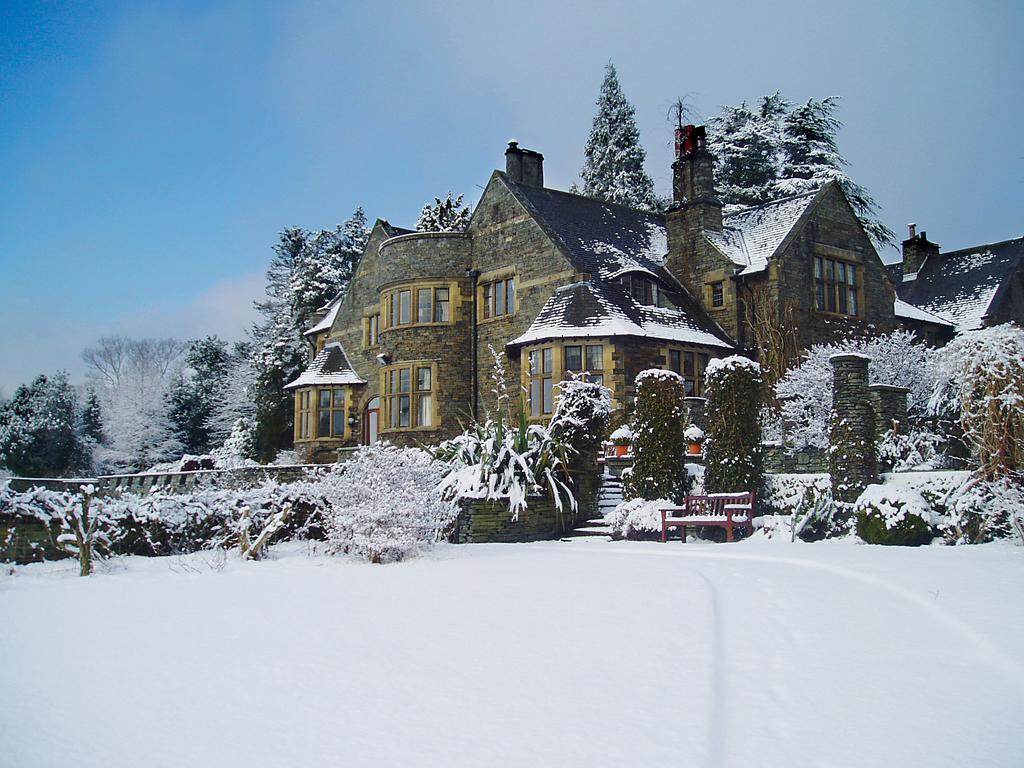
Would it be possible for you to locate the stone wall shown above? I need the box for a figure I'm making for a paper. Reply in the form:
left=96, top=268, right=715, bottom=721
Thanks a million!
left=454, top=496, right=570, bottom=543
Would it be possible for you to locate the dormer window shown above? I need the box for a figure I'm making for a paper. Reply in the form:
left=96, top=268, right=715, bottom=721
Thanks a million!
left=620, top=273, right=662, bottom=306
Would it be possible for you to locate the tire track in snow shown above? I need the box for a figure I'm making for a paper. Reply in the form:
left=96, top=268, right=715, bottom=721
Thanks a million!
left=693, top=568, right=726, bottom=768
left=562, top=544, right=1024, bottom=693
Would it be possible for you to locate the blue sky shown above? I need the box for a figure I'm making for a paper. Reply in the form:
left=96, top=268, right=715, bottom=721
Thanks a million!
left=1, top=0, right=1021, bottom=395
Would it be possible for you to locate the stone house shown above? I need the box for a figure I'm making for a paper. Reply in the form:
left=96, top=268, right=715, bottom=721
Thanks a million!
left=286, top=125, right=925, bottom=462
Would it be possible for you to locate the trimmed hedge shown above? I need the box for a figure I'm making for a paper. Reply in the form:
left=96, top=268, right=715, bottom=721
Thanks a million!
left=703, top=356, right=764, bottom=495
left=624, top=370, right=690, bottom=504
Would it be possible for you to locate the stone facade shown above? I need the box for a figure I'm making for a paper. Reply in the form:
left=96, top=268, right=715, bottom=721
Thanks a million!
left=290, top=127, right=904, bottom=461
left=829, top=354, right=879, bottom=503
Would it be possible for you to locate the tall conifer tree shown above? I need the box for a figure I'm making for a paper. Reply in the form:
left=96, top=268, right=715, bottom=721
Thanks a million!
left=580, top=64, right=658, bottom=211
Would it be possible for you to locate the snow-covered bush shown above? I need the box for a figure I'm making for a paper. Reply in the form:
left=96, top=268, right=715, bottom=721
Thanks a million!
left=606, top=497, right=674, bottom=539
left=610, top=424, right=633, bottom=446
left=776, top=331, right=937, bottom=453
left=434, top=415, right=575, bottom=521
left=854, top=483, right=938, bottom=546
left=929, top=324, right=1024, bottom=479
left=624, top=370, right=690, bottom=503
left=942, top=476, right=1024, bottom=545
left=548, top=376, right=612, bottom=451
left=761, top=473, right=839, bottom=540
left=321, top=445, right=455, bottom=563
left=703, top=356, right=763, bottom=495
left=877, top=427, right=947, bottom=472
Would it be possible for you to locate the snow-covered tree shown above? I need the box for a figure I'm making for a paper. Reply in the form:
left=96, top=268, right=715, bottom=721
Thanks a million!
left=167, top=337, right=232, bottom=455
left=83, top=337, right=188, bottom=473
left=0, top=373, right=90, bottom=477
left=775, top=330, right=938, bottom=453
left=250, top=210, right=370, bottom=461
left=929, top=324, right=1024, bottom=480
left=415, top=192, right=471, bottom=232
left=205, top=342, right=258, bottom=455
left=708, top=93, right=895, bottom=248
left=580, top=63, right=659, bottom=211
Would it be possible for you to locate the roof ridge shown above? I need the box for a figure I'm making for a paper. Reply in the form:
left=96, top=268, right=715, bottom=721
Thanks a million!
left=939, top=236, right=1024, bottom=258
left=497, top=172, right=665, bottom=220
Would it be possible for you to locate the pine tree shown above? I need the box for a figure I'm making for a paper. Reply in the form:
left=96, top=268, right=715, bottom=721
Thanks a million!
left=580, top=63, right=658, bottom=211
left=415, top=193, right=471, bottom=232
left=709, top=93, right=894, bottom=248
left=777, top=97, right=895, bottom=247
left=0, top=373, right=90, bottom=476
left=167, top=337, right=232, bottom=455
left=206, top=341, right=258, bottom=451
left=80, top=388, right=104, bottom=444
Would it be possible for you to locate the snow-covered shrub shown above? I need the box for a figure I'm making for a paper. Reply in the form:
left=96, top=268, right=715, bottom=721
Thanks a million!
left=929, top=324, right=1024, bottom=479
left=606, top=497, right=674, bottom=539
left=854, top=483, right=938, bottom=546
left=548, top=376, right=612, bottom=451
left=777, top=331, right=937, bottom=453
left=762, top=473, right=839, bottom=540
left=624, top=370, right=690, bottom=504
left=434, top=414, right=575, bottom=521
left=322, top=445, right=455, bottom=563
left=703, top=356, right=764, bottom=495
left=877, top=427, right=947, bottom=472
left=942, top=476, right=1024, bottom=545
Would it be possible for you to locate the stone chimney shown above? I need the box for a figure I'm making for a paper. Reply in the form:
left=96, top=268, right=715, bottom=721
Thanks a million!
left=671, top=125, right=722, bottom=231
left=901, top=225, right=939, bottom=279
left=505, top=141, right=544, bottom=187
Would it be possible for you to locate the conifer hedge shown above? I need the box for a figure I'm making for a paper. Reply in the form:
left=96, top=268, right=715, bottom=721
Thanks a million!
left=703, top=356, right=764, bottom=494
left=624, top=370, right=690, bottom=504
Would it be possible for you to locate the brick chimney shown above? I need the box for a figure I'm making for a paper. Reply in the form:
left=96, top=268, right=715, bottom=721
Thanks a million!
left=505, top=141, right=544, bottom=187
left=901, top=225, right=939, bottom=279
left=671, top=125, right=722, bottom=231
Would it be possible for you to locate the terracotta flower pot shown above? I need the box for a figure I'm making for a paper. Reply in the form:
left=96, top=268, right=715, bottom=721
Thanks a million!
left=687, top=442, right=702, bottom=455
left=614, top=443, right=630, bottom=457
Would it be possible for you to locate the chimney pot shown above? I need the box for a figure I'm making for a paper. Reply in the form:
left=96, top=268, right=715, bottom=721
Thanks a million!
left=908, top=223, right=916, bottom=239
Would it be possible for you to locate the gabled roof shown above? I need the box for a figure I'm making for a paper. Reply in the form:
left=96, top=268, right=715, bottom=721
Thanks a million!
left=285, top=342, right=366, bottom=389
left=704, top=189, right=819, bottom=275
left=897, top=237, right=1024, bottom=332
left=509, top=280, right=734, bottom=350
left=303, top=294, right=343, bottom=337
left=500, top=174, right=669, bottom=281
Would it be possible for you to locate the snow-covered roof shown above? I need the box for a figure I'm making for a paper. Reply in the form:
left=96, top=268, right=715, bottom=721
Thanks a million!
left=303, top=294, right=343, bottom=337
left=508, top=280, right=734, bottom=350
left=896, top=237, right=1023, bottom=332
left=501, top=174, right=670, bottom=281
left=893, top=298, right=954, bottom=327
left=285, top=342, right=366, bottom=389
left=705, top=190, right=819, bottom=274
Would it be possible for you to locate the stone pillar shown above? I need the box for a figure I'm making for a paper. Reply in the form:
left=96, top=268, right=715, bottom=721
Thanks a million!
left=829, top=354, right=877, bottom=504
left=868, top=384, right=910, bottom=436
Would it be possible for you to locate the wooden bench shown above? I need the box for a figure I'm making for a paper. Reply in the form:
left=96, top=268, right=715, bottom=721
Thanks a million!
left=660, top=492, right=756, bottom=543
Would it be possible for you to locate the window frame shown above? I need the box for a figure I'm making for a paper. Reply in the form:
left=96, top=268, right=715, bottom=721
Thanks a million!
left=814, top=256, right=861, bottom=318
left=379, top=361, right=439, bottom=433
left=363, top=312, right=381, bottom=349
left=294, top=386, right=349, bottom=442
left=479, top=274, right=517, bottom=321
left=523, top=340, right=610, bottom=420
left=664, top=346, right=714, bottom=397
left=380, top=282, right=457, bottom=331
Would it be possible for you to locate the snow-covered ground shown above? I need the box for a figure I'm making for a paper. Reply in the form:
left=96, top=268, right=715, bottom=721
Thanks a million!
left=2, top=538, right=1022, bottom=768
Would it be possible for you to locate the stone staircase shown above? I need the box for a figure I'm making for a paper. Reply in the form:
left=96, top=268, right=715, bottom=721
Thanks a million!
left=565, top=470, right=622, bottom=540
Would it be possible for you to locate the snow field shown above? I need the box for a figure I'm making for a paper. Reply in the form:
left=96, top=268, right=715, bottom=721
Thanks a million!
left=1, top=539, right=1022, bottom=768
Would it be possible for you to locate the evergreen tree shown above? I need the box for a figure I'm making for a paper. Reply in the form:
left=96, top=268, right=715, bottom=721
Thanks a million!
left=708, top=93, right=895, bottom=248
left=80, top=387, right=105, bottom=444
left=167, top=337, right=232, bottom=455
left=415, top=193, right=471, bottom=232
left=0, top=373, right=90, bottom=476
left=777, top=97, right=895, bottom=247
left=580, top=63, right=658, bottom=211
left=251, top=228, right=309, bottom=461
left=206, top=341, right=258, bottom=452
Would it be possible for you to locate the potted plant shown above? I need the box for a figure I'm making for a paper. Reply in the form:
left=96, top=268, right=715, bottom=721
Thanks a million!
left=684, top=424, right=704, bottom=456
left=609, top=424, right=633, bottom=458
